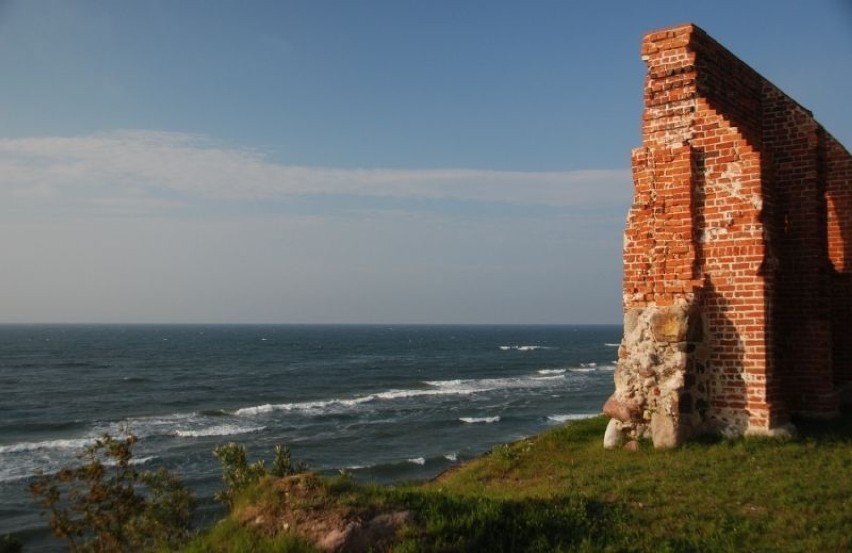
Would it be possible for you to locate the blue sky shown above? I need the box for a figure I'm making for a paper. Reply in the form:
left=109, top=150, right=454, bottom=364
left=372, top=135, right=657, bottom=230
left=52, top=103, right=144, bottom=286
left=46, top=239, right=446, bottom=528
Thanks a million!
left=1, top=1, right=850, bottom=324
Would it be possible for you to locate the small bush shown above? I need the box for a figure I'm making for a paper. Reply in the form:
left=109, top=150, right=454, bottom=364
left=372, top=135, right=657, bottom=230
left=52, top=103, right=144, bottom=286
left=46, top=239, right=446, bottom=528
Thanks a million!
left=270, top=445, right=308, bottom=478
left=213, top=443, right=306, bottom=508
left=29, top=432, right=194, bottom=552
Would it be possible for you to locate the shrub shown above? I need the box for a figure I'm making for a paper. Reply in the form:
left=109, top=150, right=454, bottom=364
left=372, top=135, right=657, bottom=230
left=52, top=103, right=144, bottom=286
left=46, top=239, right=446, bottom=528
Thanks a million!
left=29, top=432, right=194, bottom=552
left=213, top=443, right=306, bottom=508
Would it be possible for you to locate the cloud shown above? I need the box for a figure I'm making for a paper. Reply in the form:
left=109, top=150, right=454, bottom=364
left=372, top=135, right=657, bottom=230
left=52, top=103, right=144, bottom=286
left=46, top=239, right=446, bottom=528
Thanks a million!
left=0, top=130, right=630, bottom=323
left=0, top=130, right=630, bottom=215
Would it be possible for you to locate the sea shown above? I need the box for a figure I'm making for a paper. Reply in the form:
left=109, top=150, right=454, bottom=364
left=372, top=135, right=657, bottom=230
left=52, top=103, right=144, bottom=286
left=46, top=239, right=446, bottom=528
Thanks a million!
left=0, top=324, right=620, bottom=550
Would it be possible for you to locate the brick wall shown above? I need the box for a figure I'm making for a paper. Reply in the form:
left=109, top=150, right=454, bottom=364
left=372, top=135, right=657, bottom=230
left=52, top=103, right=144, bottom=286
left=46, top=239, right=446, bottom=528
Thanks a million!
left=604, top=24, right=851, bottom=447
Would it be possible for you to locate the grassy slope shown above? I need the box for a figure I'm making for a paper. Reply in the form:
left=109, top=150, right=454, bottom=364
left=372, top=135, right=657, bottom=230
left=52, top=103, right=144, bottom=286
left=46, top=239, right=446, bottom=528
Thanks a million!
left=189, top=414, right=852, bottom=552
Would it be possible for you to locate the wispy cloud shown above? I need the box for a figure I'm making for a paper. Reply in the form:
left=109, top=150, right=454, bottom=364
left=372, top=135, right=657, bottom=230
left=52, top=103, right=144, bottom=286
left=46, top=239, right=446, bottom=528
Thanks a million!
left=0, top=130, right=628, bottom=323
left=0, top=130, right=630, bottom=215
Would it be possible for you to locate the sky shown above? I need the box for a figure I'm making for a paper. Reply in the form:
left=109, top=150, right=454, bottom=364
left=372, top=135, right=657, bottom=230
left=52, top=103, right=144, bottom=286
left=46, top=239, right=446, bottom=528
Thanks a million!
left=1, top=1, right=850, bottom=324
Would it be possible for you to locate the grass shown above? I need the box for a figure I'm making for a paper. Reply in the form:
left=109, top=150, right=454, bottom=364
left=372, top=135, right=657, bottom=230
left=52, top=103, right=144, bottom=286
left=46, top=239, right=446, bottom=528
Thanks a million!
left=186, top=413, right=852, bottom=552
left=182, top=519, right=316, bottom=553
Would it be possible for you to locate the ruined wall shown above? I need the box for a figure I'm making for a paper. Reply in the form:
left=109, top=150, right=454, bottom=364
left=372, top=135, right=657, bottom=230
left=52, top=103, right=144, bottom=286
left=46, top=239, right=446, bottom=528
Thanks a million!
left=604, top=24, right=852, bottom=448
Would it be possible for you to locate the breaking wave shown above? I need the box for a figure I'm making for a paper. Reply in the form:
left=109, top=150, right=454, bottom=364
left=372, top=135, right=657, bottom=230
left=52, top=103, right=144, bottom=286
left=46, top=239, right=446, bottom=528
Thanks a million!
left=237, top=371, right=572, bottom=417
left=499, top=345, right=556, bottom=351
left=537, top=369, right=567, bottom=375
left=175, top=425, right=266, bottom=438
left=0, top=437, right=93, bottom=454
left=459, top=416, right=501, bottom=424
left=547, top=414, right=598, bottom=423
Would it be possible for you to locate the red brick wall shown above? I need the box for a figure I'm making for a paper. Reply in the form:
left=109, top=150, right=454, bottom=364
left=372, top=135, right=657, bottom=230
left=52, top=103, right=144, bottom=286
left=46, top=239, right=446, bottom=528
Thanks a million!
left=826, top=135, right=852, bottom=395
left=619, top=23, right=851, bottom=439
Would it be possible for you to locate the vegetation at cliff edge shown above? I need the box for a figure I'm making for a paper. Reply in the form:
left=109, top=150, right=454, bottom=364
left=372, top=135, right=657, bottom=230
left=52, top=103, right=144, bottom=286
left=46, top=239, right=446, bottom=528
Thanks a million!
left=182, top=413, right=850, bottom=553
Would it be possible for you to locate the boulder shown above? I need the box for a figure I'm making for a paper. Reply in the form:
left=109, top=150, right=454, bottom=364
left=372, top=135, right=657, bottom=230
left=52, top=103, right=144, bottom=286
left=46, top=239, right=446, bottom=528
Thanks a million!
left=603, top=395, right=642, bottom=422
left=650, top=412, right=679, bottom=448
left=603, top=418, right=622, bottom=449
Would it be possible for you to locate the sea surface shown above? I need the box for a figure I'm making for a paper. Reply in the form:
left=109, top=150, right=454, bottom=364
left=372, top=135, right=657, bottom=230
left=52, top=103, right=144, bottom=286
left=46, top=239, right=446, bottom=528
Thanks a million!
left=0, top=324, right=620, bottom=550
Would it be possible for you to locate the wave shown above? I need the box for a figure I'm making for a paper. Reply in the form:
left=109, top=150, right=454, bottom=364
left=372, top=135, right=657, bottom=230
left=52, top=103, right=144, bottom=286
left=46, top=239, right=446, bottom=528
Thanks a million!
left=0, top=437, right=93, bottom=454
left=130, top=455, right=156, bottom=465
left=424, top=374, right=562, bottom=393
left=537, top=368, right=566, bottom=375
left=459, top=416, right=500, bottom=424
left=234, top=395, right=377, bottom=416
left=499, top=345, right=555, bottom=352
left=547, top=413, right=598, bottom=423
left=407, top=457, right=426, bottom=465
left=105, top=455, right=157, bottom=467
left=604, top=343, right=620, bottom=347
left=236, top=370, right=576, bottom=419
left=580, top=362, right=597, bottom=368
left=233, top=388, right=460, bottom=416
left=444, top=452, right=458, bottom=462
left=175, top=425, right=266, bottom=438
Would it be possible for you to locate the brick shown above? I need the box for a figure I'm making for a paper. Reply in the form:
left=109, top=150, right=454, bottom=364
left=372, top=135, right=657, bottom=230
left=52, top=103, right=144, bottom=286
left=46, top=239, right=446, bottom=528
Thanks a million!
left=607, top=22, right=851, bottom=446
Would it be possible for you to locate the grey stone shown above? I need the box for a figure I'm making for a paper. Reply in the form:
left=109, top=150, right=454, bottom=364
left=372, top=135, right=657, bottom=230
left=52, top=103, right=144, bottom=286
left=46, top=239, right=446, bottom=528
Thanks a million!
left=603, top=418, right=622, bottom=449
left=624, top=308, right=642, bottom=336
left=650, top=412, right=679, bottom=448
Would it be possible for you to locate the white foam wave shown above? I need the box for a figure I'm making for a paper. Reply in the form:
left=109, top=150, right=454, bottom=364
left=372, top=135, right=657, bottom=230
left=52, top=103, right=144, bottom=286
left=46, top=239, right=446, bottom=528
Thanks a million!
left=235, top=390, right=461, bottom=416
left=0, top=470, right=31, bottom=484
left=425, top=374, right=561, bottom=394
left=93, top=412, right=197, bottom=439
left=0, top=437, right=93, bottom=454
left=604, top=343, right=620, bottom=347
left=499, top=345, right=555, bottom=352
left=537, top=369, right=567, bottom=375
left=89, top=411, right=268, bottom=443
left=459, top=416, right=501, bottom=424
left=407, top=457, right=426, bottom=465
left=580, top=362, right=598, bottom=368
left=444, top=452, right=458, bottom=462
left=569, top=368, right=596, bottom=373
left=372, top=388, right=465, bottom=400
left=130, top=455, right=156, bottom=465
left=175, top=425, right=266, bottom=438
left=547, top=413, right=598, bottom=423
left=237, top=370, right=573, bottom=418
left=0, top=443, right=158, bottom=484
left=103, top=455, right=157, bottom=467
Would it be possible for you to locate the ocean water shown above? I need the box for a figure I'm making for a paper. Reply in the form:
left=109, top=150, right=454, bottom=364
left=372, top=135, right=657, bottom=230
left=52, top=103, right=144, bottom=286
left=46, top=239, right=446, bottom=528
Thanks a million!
left=0, top=324, right=619, bottom=549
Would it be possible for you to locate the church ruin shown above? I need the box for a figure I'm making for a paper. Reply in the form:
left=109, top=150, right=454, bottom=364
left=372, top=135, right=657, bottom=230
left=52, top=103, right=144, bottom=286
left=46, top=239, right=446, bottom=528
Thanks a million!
left=604, top=23, right=852, bottom=448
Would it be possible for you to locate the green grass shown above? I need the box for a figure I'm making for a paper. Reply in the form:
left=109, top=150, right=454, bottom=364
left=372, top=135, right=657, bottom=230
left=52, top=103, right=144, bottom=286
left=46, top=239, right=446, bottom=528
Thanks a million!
left=182, top=519, right=317, bottom=553
left=189, top=414, right=852, bottom=552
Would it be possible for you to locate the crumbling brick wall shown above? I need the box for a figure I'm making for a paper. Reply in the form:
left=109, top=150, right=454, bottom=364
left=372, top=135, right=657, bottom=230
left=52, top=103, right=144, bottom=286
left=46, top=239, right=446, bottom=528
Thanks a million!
left=604, top=23, right=852, bottom=448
